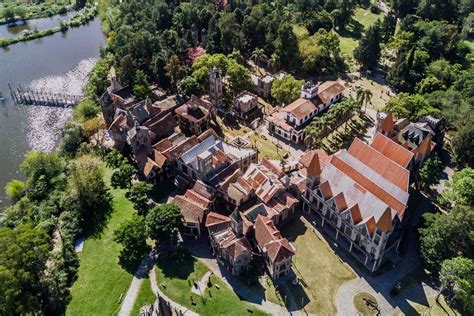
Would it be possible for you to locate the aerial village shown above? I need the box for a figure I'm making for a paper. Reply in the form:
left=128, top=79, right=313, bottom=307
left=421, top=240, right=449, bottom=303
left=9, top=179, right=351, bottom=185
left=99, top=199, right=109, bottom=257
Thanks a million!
left=99, top=55, right=445, bottom=314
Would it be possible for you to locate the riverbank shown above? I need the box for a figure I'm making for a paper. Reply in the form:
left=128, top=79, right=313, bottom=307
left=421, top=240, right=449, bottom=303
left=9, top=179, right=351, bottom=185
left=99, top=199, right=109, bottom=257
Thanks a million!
left=0, top=4, right=97, bottom=48
left=0, top=1, right=75, bottom=25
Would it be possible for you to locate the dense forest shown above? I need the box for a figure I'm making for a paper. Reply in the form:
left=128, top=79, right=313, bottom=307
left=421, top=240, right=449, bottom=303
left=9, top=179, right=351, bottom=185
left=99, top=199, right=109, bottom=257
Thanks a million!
left=0, top=0, right=473, bottom=314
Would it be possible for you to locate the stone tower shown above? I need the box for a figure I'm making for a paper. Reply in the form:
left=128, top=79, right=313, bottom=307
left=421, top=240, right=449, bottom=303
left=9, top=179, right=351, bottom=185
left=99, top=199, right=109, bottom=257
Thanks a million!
left=209, top=68, right=223, bottom=110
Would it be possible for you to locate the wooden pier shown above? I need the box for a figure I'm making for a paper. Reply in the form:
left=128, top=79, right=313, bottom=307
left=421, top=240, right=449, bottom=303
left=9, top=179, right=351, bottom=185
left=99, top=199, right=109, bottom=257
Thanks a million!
left=8, top=84, right=82, bottom=107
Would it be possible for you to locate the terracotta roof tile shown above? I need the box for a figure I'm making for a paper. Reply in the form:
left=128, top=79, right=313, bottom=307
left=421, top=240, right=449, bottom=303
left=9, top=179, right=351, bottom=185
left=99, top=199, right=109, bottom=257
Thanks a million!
left=317, top=81, right=345, bottom=104
left=320, top=181, right=333, bottom=199
left=205, top=212, right=230, bottom=227
left=172, top=195, right=206, bottom=224
left=349, top=138, right=410, bottom=191
left=254, top=215, right=295, bottom=263
left=334, top=192, right=348, bottom=212
left=370, top=133, right=414, bottom=168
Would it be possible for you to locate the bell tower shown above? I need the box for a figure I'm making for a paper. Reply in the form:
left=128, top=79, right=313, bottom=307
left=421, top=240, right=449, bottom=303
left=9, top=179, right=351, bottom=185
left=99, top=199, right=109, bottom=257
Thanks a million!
left=209, top=68, right=223, bottom=111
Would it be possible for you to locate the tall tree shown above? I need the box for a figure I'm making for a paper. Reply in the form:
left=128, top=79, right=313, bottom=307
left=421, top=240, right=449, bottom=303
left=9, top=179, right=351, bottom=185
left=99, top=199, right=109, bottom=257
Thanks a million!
left=271, top=75, right=304, bottom=105
left=145, top=203, right=183, bottom=241
left=0, top=225, right=51, bottom=315
left=356, top=88, right=373, bottom=113
left=274, top=22, right=299, bottom=70
left=126, top=182, right=154, bottom=216
left=419, top=204, right=474, bottom=272
left=439, top=257, right=474, bottom=313
left=354, top=21, right=382, bottom=70
left=114, top=215, right=150, bottom=270
left=164, top=55, right=185, bottom=91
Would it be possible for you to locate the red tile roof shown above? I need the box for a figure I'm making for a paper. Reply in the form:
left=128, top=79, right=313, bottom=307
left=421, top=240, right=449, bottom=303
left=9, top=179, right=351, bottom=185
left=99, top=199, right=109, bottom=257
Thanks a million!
left=172, top=195, right=206, bottom=224
left=349, top=138, right=410, bottom=191
left=370, top=133, right=414, bottom=168
left=254, top=215, right=295, bottom=263
left=205, top=212, right=230, bottom=227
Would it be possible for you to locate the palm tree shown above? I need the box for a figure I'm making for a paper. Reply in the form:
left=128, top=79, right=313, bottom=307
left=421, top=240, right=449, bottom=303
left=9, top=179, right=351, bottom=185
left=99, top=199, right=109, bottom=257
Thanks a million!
left=356, top=88, right=373, bottom=113
left=251, top=48, right=267, bottom=68
left=267, top=53, right=280, bottom=72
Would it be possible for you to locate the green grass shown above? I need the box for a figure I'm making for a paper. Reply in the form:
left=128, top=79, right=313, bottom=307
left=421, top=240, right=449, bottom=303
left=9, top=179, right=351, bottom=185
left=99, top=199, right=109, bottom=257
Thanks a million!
left=66, top=167, right=135, bottom=316
left=354, top=7, right=382, bottom=30
left=249, top=133, right=288, bottom=161
left=280, top=216, right=356, bottom=314
left=155, top=250, right=269, bottom=316
left=130, top=277, right=156, bottom=316
left=395, top=295, right=461, bottom=316
left=353, top=292, right=379, bottom=316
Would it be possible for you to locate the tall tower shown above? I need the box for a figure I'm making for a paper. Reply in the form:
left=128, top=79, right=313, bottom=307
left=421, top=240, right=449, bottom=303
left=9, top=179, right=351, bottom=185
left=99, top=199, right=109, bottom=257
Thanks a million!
left=209, top=68, right=223, bottom=112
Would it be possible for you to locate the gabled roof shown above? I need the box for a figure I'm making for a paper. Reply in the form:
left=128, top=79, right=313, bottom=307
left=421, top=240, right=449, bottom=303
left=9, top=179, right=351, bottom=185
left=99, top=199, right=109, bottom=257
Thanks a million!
left=334, top=192, right=347, bottom=212
left=370, top=133, right=414, bottom=168
left=320, top=181, right=333, bottom=199
left=282, top=98, right=317, bottom=120
left=317, top=81, right=345, bottom=104
left=348, top=138, right=410, bottom=191
left=254, top=215, right=295, bottom=263
left=172, top=195, right=206, bottom=224
left=205, top=212, right=230, bottom=227
left=378, top=112, right=394, bottom=135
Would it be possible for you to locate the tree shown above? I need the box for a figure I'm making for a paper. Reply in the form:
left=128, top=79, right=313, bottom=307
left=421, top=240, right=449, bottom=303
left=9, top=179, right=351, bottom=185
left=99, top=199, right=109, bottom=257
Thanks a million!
left=145, top=203, right=183, bottom=241
left=126, top=182, right=153, bottom=216
left=440, top=257, right=474, bottom=313
left=271, top=75, right=304, bottom=105
left=384, top=93, right=440, bottom=121
left=439, top=168, right=474, bottom=207
left=178, top=76, right=202, bottom=96
left=164, top=55, right=184, bottom=91
left=419, top=204, right=474, bottom=272
left=356, top=88, right=373, bottom=113
left=105, top=150, right=125, bottom=169
left=274, top=22, right=299, bottom=70
left=380, top=11, right=397, bottom=43
left=5, top=180, right=26, bottom=202
left=114, top=216, right=150, bottom=270
left=133, top=70, right=151, bottom=100
left=418, top=155, right=443, bottom=191
left=59, top=122, right=85, bottom=157
left=267, top=53, right=280, bottom=72
left=226, top=59, right=250, bottom=96
left=2, top=7, right=15, bottom=22
left=68, top=155, right=111, bottom=229
left=73, top=99, right=99, bottom=122
left=111, top=162, right=135, bottom=189
left=250, top=47, right=267, bottom=67
left=451, top=119, right=474, bottom=167
left=0, top=225, right=51, bottom=315
left=354, top=21, right=382, bottom=70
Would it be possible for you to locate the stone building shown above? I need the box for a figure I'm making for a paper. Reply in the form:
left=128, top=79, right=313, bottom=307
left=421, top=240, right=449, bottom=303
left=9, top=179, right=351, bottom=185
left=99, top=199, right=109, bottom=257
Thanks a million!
left=301, top=134, right=413, bottom=271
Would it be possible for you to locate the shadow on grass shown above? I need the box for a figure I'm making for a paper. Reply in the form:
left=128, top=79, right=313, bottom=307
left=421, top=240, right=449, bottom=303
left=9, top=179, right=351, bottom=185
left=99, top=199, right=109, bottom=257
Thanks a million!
left=82, top=192, right=114, bottom=239
left=156, top=249, right=197, bottom=280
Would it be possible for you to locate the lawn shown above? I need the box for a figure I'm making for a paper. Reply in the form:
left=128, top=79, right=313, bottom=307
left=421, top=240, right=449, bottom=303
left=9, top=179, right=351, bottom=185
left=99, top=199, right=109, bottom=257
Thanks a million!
left=66, top=167, right=136, bottom=316
left=394, top=295, right=461, bottom=316
left=130, top=277, right=157, bottom=316
left=354, top=6, right=383, bottom=30
left=249, top=133, right=288, bottom=161
left=344, top=77, right=391, bottom=111
left=280, top=215, right=356, bottom=314
left=155, top=250, right=268, bottom=316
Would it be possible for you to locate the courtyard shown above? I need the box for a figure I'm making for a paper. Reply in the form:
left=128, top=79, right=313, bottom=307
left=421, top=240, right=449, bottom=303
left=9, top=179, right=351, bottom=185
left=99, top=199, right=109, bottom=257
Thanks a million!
left=279, top=215, right=356, bottom=314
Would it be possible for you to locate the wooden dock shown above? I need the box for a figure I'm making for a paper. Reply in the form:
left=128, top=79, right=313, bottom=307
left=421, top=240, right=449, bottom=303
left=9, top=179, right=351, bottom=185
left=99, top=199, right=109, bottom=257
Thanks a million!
left=8, top=84, right=82, bottom=107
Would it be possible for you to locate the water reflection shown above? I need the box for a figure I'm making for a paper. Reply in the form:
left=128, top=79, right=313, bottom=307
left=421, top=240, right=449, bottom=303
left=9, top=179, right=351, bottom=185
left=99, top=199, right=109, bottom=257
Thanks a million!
left=0, top=11, right=75, bottom=38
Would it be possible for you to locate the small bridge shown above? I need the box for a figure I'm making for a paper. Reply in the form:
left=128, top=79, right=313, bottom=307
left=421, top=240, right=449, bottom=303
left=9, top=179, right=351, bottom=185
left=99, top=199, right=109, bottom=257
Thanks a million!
left=9, top=84, right=82, bottom=107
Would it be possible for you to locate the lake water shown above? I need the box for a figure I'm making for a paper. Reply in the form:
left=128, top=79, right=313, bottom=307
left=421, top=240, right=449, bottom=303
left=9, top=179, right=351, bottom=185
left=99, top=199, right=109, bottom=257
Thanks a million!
left=0, top=16, right=105, bottom=210
left=0, top=11, right=76, bottom=38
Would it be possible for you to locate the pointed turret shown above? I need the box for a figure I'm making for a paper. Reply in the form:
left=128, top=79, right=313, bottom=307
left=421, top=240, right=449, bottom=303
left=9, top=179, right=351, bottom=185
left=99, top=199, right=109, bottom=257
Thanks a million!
left=306, top=152, right=321, bottom=189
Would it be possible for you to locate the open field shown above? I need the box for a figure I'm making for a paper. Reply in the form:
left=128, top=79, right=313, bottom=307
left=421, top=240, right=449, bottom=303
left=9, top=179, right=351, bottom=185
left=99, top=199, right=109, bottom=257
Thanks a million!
left=280, top=216, right=356, bottom=314
left=67, top=167, right=135, bottom=316
left=154, top=250, right=269, bottom=316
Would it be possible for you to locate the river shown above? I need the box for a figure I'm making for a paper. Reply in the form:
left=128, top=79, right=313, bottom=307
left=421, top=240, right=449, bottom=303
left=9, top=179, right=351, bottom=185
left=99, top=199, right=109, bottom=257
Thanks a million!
left=0, top=16, right=106, bottom=210
left=0, top=11, right=76, bottom=38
